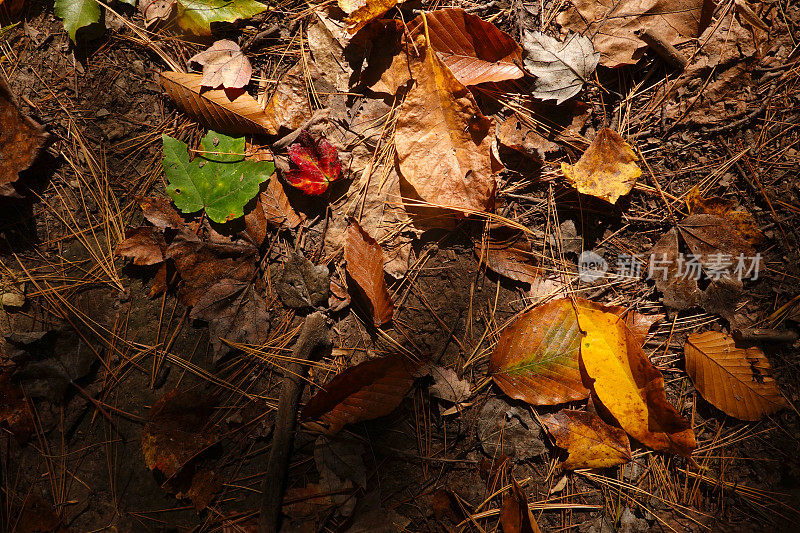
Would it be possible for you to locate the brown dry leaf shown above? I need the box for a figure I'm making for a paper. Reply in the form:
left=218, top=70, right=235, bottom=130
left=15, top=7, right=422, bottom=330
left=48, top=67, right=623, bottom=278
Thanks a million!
left=395, top=35, right=496, bottom=216
left=561, top=128, right=641, bottom=204
left=159, top=71, right=272, bottom=135
left=345, top=218, right=394, bottom=326
left=260, top=173, right=304, bottom=228
left=0, top=77, right=46, bottom=196
left=556, top=0, right=714, bottom=67
left=649, top=228, right=701, bottom=310
left=302, top=354, right=423, bottom=434
left=140, top=0, right=175, bottom=26
left=685, top=331, right=787, bottom=421
left=407, top=8, right=524, bottom=86
left=115, top=226, right=166, bottom=266
left=500, top=477, right=542, bottom=533
left=141, top=196, right=188, bottom=230
left=576, top=300, right=696, bottom=456
left=261, top=60, right=329, bottom=135
left=338, top=0, right=403, bottom=33
left=142, top=388, right=218, bottom=479
left=0, top=370, right=35, bottom=443
left=686, top=187, right=763, bottom=245
left=541, top=409, right=632, bottom=469
left=489, top=298, right=589, bottom=405
left=189, top=39, right=253, bottom=90
left=428, top=365, right=471, bottom=404
left=476, top=225, right=539, bottom=285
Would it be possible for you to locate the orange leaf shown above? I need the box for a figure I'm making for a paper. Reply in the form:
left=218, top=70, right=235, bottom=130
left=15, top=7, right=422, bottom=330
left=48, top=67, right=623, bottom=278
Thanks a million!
left=159, top=71, right=273, bottom=135
left=301, top=354, right=422, bottom=434
left=489, top=298, right=589, bottom=405
left=541, top=409, right=632, bottom=469
left=500, top=477, right=542, bottom=533
left=407, top=8, right=524, bottom=86
left=575, top=300, right=696, bottom=456
left=338, top=0, right=403, bottom=33
left=685, top=331, right=787, bottom=421
left=345, top=218, right=394, bottom=326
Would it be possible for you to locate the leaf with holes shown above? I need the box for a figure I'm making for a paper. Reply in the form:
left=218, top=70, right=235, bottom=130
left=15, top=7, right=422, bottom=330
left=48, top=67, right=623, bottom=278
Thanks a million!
left=285, top=131, right=343, bottom=195
left=345, top=218, right=393, bottom=326
left=541, top=409, right=632, bottom=469
left=489, top=298, right=588, bottom=405
left=163, top=130, right=273, bottom=223
left=685, top=331, right=787, bottom=421
left=302, top=354, right=423, bottom=434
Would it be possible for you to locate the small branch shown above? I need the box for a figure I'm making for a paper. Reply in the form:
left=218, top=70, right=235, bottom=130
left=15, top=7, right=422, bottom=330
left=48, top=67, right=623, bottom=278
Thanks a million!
left=635, top=29, right=688, bottom=70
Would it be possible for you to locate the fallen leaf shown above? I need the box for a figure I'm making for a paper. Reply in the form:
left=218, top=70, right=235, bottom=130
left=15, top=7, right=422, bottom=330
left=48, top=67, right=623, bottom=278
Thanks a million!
left=345, top=218, right=394, bottom=327
left=115, top=226, right=166, bottom=266
left=140, top=0, right=175, bottom=27
left=0, top=370, right=35, bottom=442
left=176, top=0, right=267, bottom=36
left=477, top=397, right=546, bottom=461
left=54, top=0, right=100, bottom=41
left=12, top=494, right=71, bottom=533
left=541, top=409, right=632, bottom=469
left=0, top=0, right=25, bottom=18
left=0, top=77, right=46, bottom=195
left=338, top=0, right=403, bottom=33
left=260, top=177, right=304, bottom=229
left=308, top=10, right=354, bottom=92
left=344, top=490, right=411, bottom=532
left=261, top=60, right=326, bottom=135
left=428, top=365, right=471, bottom=404
left=160, top=71, right=274, bottom=136
left=163, top=130, right=273, bottom=223
left=649, top=228, right=700, bottom=310
left=476, top=225, right=539, bottom=285
left=686, top=187, right=764, bottom=245
left=285, top=131, right=343, bottom=195
left=489, top=298, right=589, bottom=405
left=141, top=195, right=188, bottom=230
left=407, top=8, right=524, bottom=86
left=575, top=300, right=696, bottom=456
left=181, top=469, right=221, bottom=510
left=685, top=331, right=787, bottom=421
left=142, top=388, right=218, bottom=479
left=314, top=435, right=367, bottom=489
left=276, top=251, right=330, bottom=309
left=190, top=39, right=252, bottom=90
left=678, top=214, right=756, bottom=273
left=561, top=128, right=641, bottom=204
left=394, top=35, right=496, bottom=216
left=500, top=477, right=542, bottom=533
left=302, top=354, right=422, bottom=434
left=556, top=0, right=714, bottom=67
left=521, top=31, right=599, bottom=104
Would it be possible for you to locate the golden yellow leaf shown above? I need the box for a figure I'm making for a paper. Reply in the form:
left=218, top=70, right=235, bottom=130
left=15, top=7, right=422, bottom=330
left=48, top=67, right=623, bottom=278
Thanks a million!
left=542, top=409, right=632, bottom=469
left=561, top=128, right=641, bottom=204
left=338, top=0, right=403, bottom=33
left=576, top=301, right=696, bottom=456
left=685, top=331, right=787, bottom=421
left=395, top=33, right=496, bottom=216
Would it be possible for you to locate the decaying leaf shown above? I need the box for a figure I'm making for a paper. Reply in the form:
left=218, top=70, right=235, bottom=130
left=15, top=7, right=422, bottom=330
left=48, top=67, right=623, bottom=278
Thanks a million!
left=521, top=31, right=599, bottom=104
left=345, top=218, right=394, bottom=327
left=500, top=477, right=542, bottom=533
left=0, top=77, right=46, bottom=196
left=140, top=0, right=175, bottom=27
left=649, top=228, right=700, bottom=310
left=314, top=435, right=368, bottom=489
left=477, top=397, right=546, bottom=461
left=686, top=187, right=764, bottom=245
left=407, top=8, right=525, bottom=86
left=302, top=354, right=423, bottom=434
left=394, top=36, right=496, bottom=216
left=285, top=131, right=343, bottom=195
left=189, top=39, right=252, bottom=90
left=678, top=214, right=756, bottom=273
left=428, top=365, right=471, bottom=404
left=489, top=298, right=589, bottom=405
left=176, top=0, right=268, bottom=36
left=556, top=0, right=714, bottom=67
left=115, top=226, right=166, bottom=266
left=260, top=177, right=304, bottom=229
left=160, top=71, right=274, bottom=135
left=0, top=370, right=35, bottom=442
left=575, top=300, right=696, bottom=456
left=339, top=0, right=403, bottom=33
left=276, top=251, right=330, bottom=309
left=163, top=130, right=273, bottom=223
left=476, top=225, right=539, bottom=285
left=260, top=61, right=318, bottom=135
left=561, top=128, right=641, bottom=204
left=542, top=409, right=632, bottom=469
left=685, top=331, right=787, bottom=421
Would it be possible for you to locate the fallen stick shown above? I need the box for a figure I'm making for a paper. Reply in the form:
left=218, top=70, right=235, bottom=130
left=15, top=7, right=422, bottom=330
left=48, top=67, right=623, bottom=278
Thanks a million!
left=258, top=311, right=331, bottom=533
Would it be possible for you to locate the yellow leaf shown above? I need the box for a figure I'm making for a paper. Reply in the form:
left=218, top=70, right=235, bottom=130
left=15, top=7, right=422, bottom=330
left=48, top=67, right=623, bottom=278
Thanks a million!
left=338, top=0, right=403, bottom=33
left=561, top=128, right=641, bottom=204
left=576, top=301, right=696, bottom=456
left=542, top=409, right=632, bottom=469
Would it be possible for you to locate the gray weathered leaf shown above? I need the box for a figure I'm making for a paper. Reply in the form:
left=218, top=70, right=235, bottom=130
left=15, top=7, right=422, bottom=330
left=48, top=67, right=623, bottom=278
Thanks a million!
left=522, top=31, right=599, bottom=104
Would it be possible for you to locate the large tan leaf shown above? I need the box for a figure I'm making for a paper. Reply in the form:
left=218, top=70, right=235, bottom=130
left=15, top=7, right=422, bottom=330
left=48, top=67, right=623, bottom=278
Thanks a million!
left=395, top=36, right=496, bottom=216
left=407, top=8, right=524, bottom=86
left=489, top=298, right=589, bottom=405
left=685, top=331, right=787, bottom=421
left=541, top=409, right=632, bottom=469
left=302, top=354, right=422, bottom=434
left=159, top=71, right=272, bottom=135
left=576, top=300, right=696, bottom=456
left=556, top=0, right=714, bottom=67
left=345, top=218, right=394, bottom=326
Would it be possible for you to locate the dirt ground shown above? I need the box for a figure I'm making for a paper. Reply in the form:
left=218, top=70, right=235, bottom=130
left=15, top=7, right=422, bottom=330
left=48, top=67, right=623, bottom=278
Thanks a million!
left=1, top=0, right=800, bottom=532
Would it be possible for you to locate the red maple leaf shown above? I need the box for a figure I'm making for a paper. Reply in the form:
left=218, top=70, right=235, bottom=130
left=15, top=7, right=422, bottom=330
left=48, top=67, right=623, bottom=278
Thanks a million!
left=285, top=131, right=342, bottom=195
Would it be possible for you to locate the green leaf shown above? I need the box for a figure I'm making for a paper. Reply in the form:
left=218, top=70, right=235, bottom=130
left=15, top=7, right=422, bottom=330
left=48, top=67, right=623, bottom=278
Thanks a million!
left=54, top=0, right=102, bottom=42
left=176, top=0, right=269, bottom=36
left=163, top=131, right=273, bottom=224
